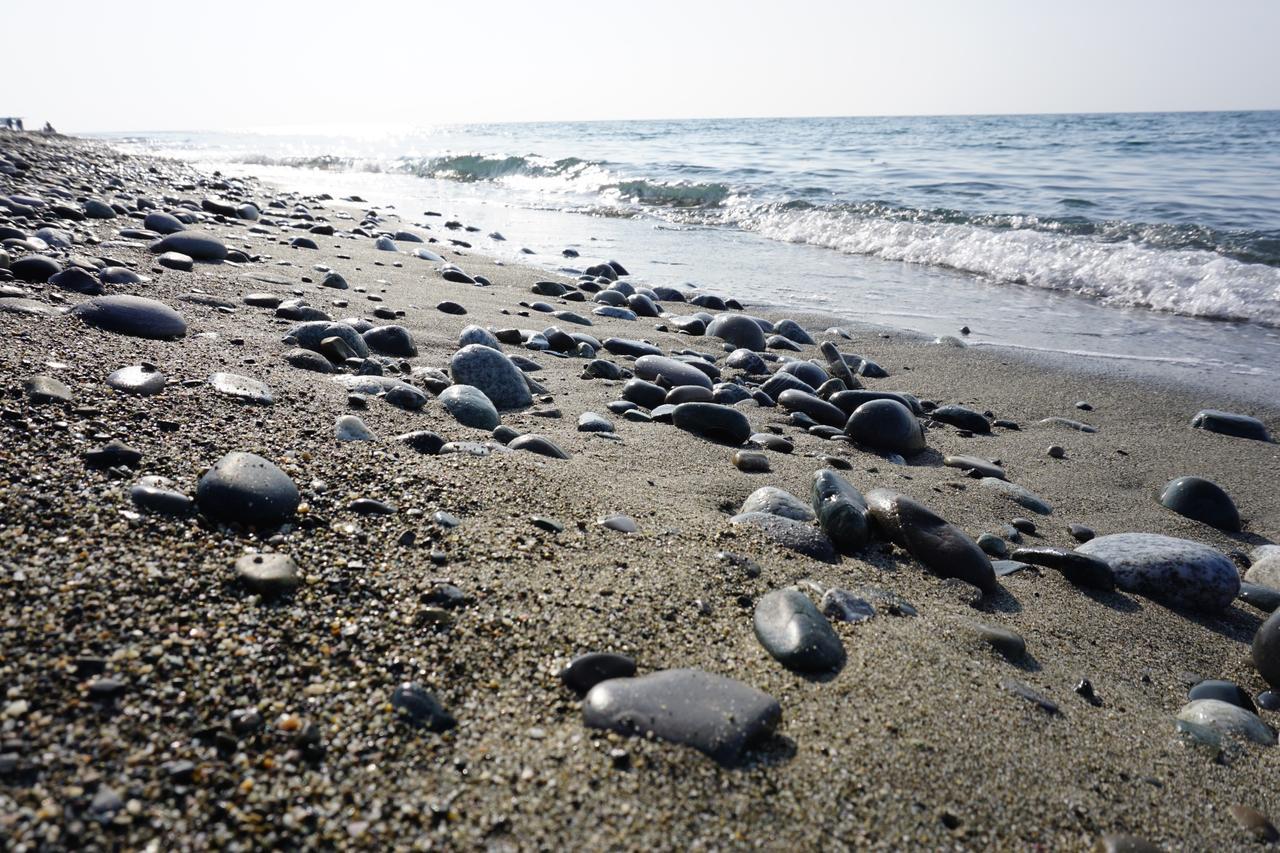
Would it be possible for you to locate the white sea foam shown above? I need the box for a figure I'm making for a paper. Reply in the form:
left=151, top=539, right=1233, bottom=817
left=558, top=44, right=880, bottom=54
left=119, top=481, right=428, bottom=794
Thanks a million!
left=736, top=205, right=1280, bottom=327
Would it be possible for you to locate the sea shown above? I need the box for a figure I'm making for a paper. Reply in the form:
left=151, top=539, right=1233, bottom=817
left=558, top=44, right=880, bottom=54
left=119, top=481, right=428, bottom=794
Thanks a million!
left=97, top=111, right=1280, bottom=401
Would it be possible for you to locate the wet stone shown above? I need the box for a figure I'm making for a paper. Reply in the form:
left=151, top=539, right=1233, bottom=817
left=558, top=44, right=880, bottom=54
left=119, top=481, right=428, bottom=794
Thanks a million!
left=865, top=489, right=996, bottom=593
left=844, top=399, right=926, bottom=455
left=130, top=476, right=193, bottom=515
left=672, top=402, right=752, bottom=445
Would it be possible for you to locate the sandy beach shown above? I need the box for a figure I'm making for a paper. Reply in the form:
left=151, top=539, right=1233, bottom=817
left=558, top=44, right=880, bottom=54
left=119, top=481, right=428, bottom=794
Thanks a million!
left=2, top=130, right=1280, bottom=850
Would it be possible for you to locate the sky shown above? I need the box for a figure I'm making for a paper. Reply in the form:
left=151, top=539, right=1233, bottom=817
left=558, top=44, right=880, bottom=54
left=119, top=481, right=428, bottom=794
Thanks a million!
left=5, top=0, right=1278, bottom=132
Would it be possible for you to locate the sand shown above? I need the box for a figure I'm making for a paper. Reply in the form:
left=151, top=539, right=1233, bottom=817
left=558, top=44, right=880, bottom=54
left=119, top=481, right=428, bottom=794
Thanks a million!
left=1, top=130, right=1279, bottom=850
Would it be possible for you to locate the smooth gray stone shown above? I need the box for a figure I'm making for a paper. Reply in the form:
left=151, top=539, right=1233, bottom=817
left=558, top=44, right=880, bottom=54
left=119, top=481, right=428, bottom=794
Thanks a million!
left=760, top=370, right=815, bottom=400
left=811, top=468, right=870, bottom=552
left=243, top=291, right=282, bottom=308
left=1239, top=582, right=1280, bottom=613
left=829, top=389, right=923, bottom=416
left=391, top=683, right=455, bottom=731
left=72, top=295, right=186, bottom=339
left=158, top=251, right=193, bottom=271
left=107, top=364, right=166, bottom=395
left=286, top=321, right=369, bottom=358
left=1191, top=409, right=1271, bottom=442
left=509, top=434, right=569, bottom=459
left=960, top=619, right=1026, bottom=660
left=450, top=344, right=532, bottom=409
left=665, top=385, right=714, bottom=405
left=0, top=297, right=58, bottom=316
left=740, top=486, right=814, bottom=522
left=209, top=372, right=272, bottom=404
left=943, top=455, right=1006, bottom=480
left=773, top=319, right=814, bottom=345
left=24, top=375, right=72, bottom=404
left=599, top=514, right=638, bottom=533
left=754, top=589, right=844, bottom=672
left=931, top=404, right=990, bottom=433
left=778, top=360, right=828, bottom=389
left=395, top=430, right=445, bottom=455
left=1255, top=608, right=1280, bottom=688
left=706, top=313, right=767, bottom=351
left=602, top=337, right=663, bottom=358
left=439, top=384, right=500, bottom=429
left=335, top=414, right=376, bottom=441
left=143, top=211, right=185, bottom=234
left=726, top=348, right=767, bottom=373
left=1159, top=476, right=1241, bottom=531
left=979, top=477, right=1053, bottom=515
left=1176, top=699, right=1275, bottom=745
left=821, top=588, right=876, bottom=622
left=865, top=489, right=996, bottom=593
left=560, top=653, right=637, bottom=694
left=49, top=267, right=103, bottom=294
left=845, top=399, right=926, bottom=455
left=1188, top=679, right=1256, bottom=713
left=331, top=375, right=428, bottom=410
left=578, top=412, right=615, bottom=433
left=196, top=451, right=299, bottom=525
left=459, top=324, right=502, bottom=350
left=594, top=305, right=637, bottom=321
left=583, top=669, right=782, bottom=765
left=375, top=236, right=399, bottom=251
left=622, top=378, right=667, bottom=409
left=712, top=382, right=753, bottom=405
left=284, top=348, right=333, bottom=373
left=730, top=512, right=837, bottom=561
left=10, top=254, right=61, bottom=282
left=320, top=271, right=348, bottom=289
left=235, top=553, right=301, bottom=596
left=634, top=355, right=714, bottom=390
left=777, top=388, right=845, bottom=428
left=1037, top=416, right=1098, bottom=433
left=1077, top=533, right=1239, bottom=613
left=1009, top=546, right=1114, bottom=590
left=672, top=402, right=752, bottom=445
left=149, top=231, right=228, bottom=261
left=363, top=325, right=417, bottom=357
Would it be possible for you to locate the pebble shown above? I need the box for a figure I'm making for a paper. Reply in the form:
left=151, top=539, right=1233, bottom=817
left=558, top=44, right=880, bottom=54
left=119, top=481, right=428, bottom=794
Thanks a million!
left=865, top=489, right=996, bottom=593
left=729, top=512, right=837, bottom=562
left=559, top=652, right=637, bottom=694
left=363, top=325, right=418, bottom=357
left=149, top=230, right=228, bottom=261
left=740, top=486, right=814, bottom=522
left=930, top=404, right=991, bottom=433
left=438, top=384, right=501, bottom=430
left=844, top=399, right=926, bottom=455
left=1077, top=533, right=1239, bottom=612
left=1069, top=523, right=1095, bottom=542
left=753, top=588, right=845, bottom=672
left=284, top=348, right=334, bottom=373
left=811, top=468, right=870, bottom=553
left=1252, top=609, right=1280, bottom=690
left=599, top=514, right=638, bottom=533
left=1188, top=679, right=1256, bottom=713
left=979, top=477, right=1053, bottom=515
left=1229, top=804, right=1280, bottom=843
left=130, top=476, right=194, bottom=515
left=509, top=434, right=570, bottom=459
left=821, top=588, right=876, bottom=622
left=1158, top=476, right=1241, bottom=531
left=977, top=533, right=1008, bottom=558
left=390, top=683, right=456, bottom=731
left=732, top=449, right=770, bottom=472
left=577, top=412, right=615, bottom=433
left=235, top=553, right=301, bottom=597
left=1047, top=445, right=1065, bottom=459
left=196, top=451, right=300, bottom=525
left=634, top=354, right=714, bottom=390
left=961, top=620, right=1026, bottom=661
left=942, top=455, right=1005, bottom=480
left=671, top=402, right=752, bottom=445
left=71, top=294, right=187, bottom=339
left=209, top=372, right=273, bottom=405
left=24, top=374, right=72, bottom=404
left=335, top=414, right=376, bottom=441
left=1010, top=546, right=1115, bottom=590
left=450, top=344, right=533, bottom=409
left=705, top=314, right=767, bottom=351
left=999, top=679, right=1060, bottom=714
left=583, top=668, right=781, bottom=764
left=105, top=364, right=166, bottom=395
left=1176, top=698, right=1275, bottom=745
left=84, top=439, right=142, bottom=468
left=1190, top=409, right=1272, bottom=442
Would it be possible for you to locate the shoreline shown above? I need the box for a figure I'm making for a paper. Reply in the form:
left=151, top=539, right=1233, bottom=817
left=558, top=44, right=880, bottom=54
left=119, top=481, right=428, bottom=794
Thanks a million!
left=2, top=130, right=1280, bottom=849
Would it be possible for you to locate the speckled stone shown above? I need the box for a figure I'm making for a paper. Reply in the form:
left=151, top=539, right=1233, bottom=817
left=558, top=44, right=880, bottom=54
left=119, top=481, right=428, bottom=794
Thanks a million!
left=439, top=384, right=501, bottom=430
left=583, top=668, right=781, bottom=764
left=449, top=344, right=532, bottom=409
left=1176, top=698, right=1275, bottom=745
left=1077, top=533, right=1239, bottom=612
left=753, top=589, right=844, bottom=672
left=196, top=452, right=299, bottom=526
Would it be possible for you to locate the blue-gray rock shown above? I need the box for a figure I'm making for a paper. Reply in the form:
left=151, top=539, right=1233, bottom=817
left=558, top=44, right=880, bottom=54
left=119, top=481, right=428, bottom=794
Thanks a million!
left=1010, top=545, right=1115, bottom=590
left=10, top=255, right=61, bottom=282
left=450, top=344, right=532, bottom=409
left=560, top=652, right=637, bottom=694
left=726, top=348, right=767, bottom=373
left=866, top=489, right=996, bottom=593
left=284, top=348, right=333, bottom=373
left=1254, top=608, right=1280, bottom=689
left=439, top=384, right=500, bottom=429
left=740, top=486, right=814, bottom=521
left=773, top=319, right=814, bottom=345
left=811, top=468, right=870, bottom=552
left=943, top=455, right=1006, bottom=480
left=778, top=389, right=846, bottom=428
left=622, top=378, right=667, bottom=409
left=1077, top=533, right=1239, bottom=612
left=390, top=683, right=455, bottom=731
left=602, top=337, right=663, bottom=358
left=107, top=364, right=166, bottom=395
left=209, top=372, right=272, bottom=405
left=286, top=321, right=369, bottom=357
left=730, top=512, right=837, bottom=561
left=235, top=553, right=300, bottom=596
left=197, top=452, right=299, bottom=525
left=130, top=476, right=193, bottom=515
left=335, top=414, right=376, bottom=441
left=706, top=314, right=767, bottom=351
left=332, top=375, right=428, bottom=410
left=672, top=402, right=752, bottom=445
left=375, top=236, right=399, bottom=252
left=845, top=399, right=926, bottom=455
left=1159, top=476, right=1241, bottom=531
left=578, top=412, right=614, bottom=433
left=459, top=324, right=502, bottom=350
left=148, top=231, right=228, bottom=261
left=1191, top=409, right=1271, bottom=442
left=634, top=355, right=714, bottom=390
left=1189, top=679, right=1256, bottom=713
left=71, top=295, right=187, bottom=339
left=931, top=404, right=991, bottom=433
left=363, top=325, right=418, bottom=357
left=778, top=360, right=828, bottom=389
left=143, top=212, right=185, bottom=234
left=583, top=669, right=781, bottom=765
left=821, top=588, right=876, bottom=622
left=49, top=267, right=103, bottom=294
left=1176, top=699, right=1275, bottom=745
left=829, top=389, right=923, bottom=416
left=754, top=589, right=844, bottom=672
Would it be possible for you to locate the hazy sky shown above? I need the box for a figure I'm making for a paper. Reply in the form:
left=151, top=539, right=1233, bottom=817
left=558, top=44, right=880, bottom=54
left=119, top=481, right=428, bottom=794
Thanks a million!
left=7, top=0, right=1278, bottom=132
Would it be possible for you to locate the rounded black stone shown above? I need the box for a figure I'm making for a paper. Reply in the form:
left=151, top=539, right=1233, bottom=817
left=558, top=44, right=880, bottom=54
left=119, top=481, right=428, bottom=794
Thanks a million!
left=559, top=652, right=637, bottom=694
left=1188, top=679, right=1256, bottom=713
left=196, top=451, right=299, bottom=525
left=1159, top=476, right=1241, bottom=531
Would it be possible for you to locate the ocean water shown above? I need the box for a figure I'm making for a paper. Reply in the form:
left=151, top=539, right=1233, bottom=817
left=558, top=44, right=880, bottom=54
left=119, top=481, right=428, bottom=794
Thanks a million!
left=99, top=112, right=1280, bottom=399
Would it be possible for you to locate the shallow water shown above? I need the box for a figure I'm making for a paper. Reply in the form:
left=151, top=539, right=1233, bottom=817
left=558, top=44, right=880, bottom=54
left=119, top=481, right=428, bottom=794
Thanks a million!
left=98, top=112, right=1280, bottom=401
